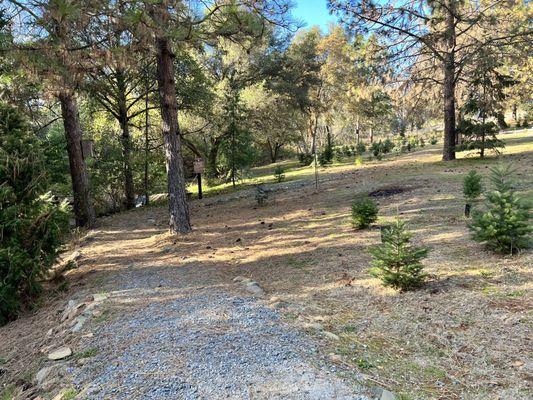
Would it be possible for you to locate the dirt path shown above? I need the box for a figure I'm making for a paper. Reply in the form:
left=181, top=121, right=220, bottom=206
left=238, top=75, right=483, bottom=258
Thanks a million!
left=62, top=219, right=369, bottom=400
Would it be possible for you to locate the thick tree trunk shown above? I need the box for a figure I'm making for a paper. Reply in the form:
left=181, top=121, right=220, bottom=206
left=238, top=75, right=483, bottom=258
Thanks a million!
left=442, top=0, right=457, bottom=161
left=116, top=70, right=135, bottom=209
left=155, top=36, right=191, bottom=233
left=58, top=91, right=96, bottom=228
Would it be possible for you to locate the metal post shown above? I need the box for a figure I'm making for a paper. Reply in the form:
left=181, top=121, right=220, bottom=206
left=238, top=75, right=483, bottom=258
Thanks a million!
left=197, top=173, right=203, bottom=199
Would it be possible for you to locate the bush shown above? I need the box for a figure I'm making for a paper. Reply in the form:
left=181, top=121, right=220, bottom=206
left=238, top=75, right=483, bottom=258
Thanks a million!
left=382, top=138, right=394, bottom=153
left=0, top=104, right=69, bottom=325
left=463, top=170, right=483, bottom=217
left=356, top=142, right=366, bottom=155
left=298, top=153, right=314, bottom=166
left=456, top=119, right=504, bottom=157
left=469, top=164, right=531, bottom=254
left=369, top=219, right=428, bottom=291
left=273, top=166, right=285, bottom=183
left=318, top=148, right=333, bottom=166
left=370, top=141, right=382, bottom=159
left=351, top=196, right=378, bottom=229
left=430, top=137, right=438, bottom=145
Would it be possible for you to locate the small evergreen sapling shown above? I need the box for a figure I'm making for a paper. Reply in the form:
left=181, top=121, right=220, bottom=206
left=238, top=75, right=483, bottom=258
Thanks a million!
left=351, top=197, right=378, bottom=229
left=469, top=164, right=531, bottom=254
left=463, top=170, right=483, bottom=217
left=369, top=219, right=428, bottom=291
left=273, top=166, right=285, bottom=183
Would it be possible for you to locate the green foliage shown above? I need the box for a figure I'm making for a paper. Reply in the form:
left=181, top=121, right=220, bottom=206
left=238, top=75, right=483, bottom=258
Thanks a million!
left=456, top=119, right=504, bottom=157
left=463, top=171, right=483, bottom=202
left=469, top=164, right=531, bottom=254
left=319, top=131, right=334, bottom=166
left=318, top=148, right=333, bottom=166
left=351, top=196, right=378, bottom=229
left=369, top=219, right=428, bottom=291
left=370, top=141, right=382, bottom=159
left=273, top=166, right=285, bottom=183
left=298, top=153, right=314, bottom=166
left=430, top=137, right=438, bottom=145
left=382, top=138, right=394, bottom=153
left=356, top=142, right=366, bottom=155
left=0, top=104, right=69, bottom=325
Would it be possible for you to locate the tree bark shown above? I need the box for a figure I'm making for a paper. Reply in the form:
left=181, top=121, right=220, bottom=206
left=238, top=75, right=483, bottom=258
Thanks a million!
left=207, top=137, right=222, bottom=177
left=116, top=69, right=135, bottom=209
left=442, top=0, right=457, bottom=161
left=155, top=36, right=191, bottom=233
left=58, top=91, right=96, bottom=228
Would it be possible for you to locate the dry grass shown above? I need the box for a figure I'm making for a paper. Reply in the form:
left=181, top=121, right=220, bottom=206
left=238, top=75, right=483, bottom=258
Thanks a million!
left=1, top=131, right=532, bottom=399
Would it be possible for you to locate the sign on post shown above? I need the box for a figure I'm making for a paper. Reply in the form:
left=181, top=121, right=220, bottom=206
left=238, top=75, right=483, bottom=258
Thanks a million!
left=193, top=159, right=205, bottom=174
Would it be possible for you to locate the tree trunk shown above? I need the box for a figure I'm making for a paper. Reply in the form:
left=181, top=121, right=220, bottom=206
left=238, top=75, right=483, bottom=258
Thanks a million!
left=369, top=127, right=374, bottom=144
left=116, top=69, right=135, bottom=209
left=155, top=36, right=191, bottom=233
left=207, top=137, right=222, bottom=177
left=442, top=0, right=457, bottom=161
left=144, top=82, right=150, bottom=206
left=58, top=91, right=96, bottom=228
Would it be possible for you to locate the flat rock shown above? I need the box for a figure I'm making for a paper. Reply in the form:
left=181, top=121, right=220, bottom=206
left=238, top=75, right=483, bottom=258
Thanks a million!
left=48, top=347, right=72, bottom=361
left=245, top=282, right=264, bottom=296
left=322, top=331, right=340, bottom=341
left=71, top=315, right=88, bottom=333
left=373, top=387, right=397, bottom=400
left=92, top=293, right=108, bottom=302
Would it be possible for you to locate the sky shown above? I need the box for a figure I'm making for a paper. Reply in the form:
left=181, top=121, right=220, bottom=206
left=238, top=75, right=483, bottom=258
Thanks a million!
left=292, top=0, right=336, bottom=30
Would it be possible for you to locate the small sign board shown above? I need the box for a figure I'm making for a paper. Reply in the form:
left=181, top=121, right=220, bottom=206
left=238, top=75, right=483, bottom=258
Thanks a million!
left=193, top=158, right=204, bottom=174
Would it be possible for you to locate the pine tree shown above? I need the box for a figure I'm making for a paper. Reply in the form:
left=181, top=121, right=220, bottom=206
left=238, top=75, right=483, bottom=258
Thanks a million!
left=369, top=219, right=428, bottom=291
left=0, top=104, right=69, bottom=325
left=469, top=164, right=531, bottom=254
left=463, top=170, right=483, bottom=217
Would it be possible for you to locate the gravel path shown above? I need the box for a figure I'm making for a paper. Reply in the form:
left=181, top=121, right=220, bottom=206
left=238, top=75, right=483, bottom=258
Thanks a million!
left=72, top=286, right=368, bottom=400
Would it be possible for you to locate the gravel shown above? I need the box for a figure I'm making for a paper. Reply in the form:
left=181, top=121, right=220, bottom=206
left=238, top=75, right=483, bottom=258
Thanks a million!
left=72, top=287, right=368, bottom=400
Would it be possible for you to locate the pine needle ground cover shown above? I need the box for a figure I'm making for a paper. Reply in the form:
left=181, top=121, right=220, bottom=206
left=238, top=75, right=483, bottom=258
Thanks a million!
left=0, top=131, right=531, bottom=400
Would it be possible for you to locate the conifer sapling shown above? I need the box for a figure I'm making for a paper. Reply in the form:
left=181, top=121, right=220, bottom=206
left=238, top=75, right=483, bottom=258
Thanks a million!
left=463, top=170, right=483, bottom=217
left=369, top=219, right=428, bottom=291
left=469, top=164, right=531, bottom=254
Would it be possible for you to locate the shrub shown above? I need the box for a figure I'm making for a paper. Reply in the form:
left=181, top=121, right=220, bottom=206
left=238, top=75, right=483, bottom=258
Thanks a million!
left=469, top=164, right=531, bottom=254
left=0, top=104, right=69, bottom=325
left=382, top=138, right=394, bottom=153
left=351, top=197, right=378, bottom=229
left=354, top=156, right=363, bottom=167
left=273, top=166, right=285, bottom=183
left=456, top=119, right=504, bottom=157
left=463, top=170, right=483, bottom=217
left=430, top=137, right=438, bottom=145
left=369, top=219, right=428, bottom=291
left=298, top=153, right=313, bottom=166
left=370, top=141, right=382, bottom=158
left=318, top=148, right=333, bottom=166
left=420, top=138, right=426, bottom=147
left=356, top=142, right=366, bottom=155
